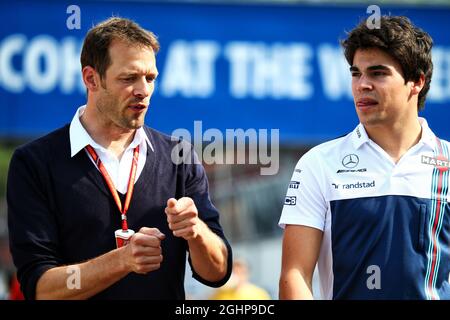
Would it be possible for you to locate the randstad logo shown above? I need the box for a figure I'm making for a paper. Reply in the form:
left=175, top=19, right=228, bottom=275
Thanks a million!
left=342, top=180, right=375, bottom=189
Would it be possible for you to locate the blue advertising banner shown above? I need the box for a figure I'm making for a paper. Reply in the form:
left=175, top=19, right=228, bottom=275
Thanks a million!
left=1, top=1, right=450, bottom=144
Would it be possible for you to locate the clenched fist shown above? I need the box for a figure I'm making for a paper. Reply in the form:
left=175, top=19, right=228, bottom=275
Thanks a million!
left=165, top=197, right=204, bottom=241
left=124, top=227, right=165, bottom=274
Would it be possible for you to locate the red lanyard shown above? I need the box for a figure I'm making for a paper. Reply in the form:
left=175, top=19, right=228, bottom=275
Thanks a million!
left=85, top=144, right=139, bottom=231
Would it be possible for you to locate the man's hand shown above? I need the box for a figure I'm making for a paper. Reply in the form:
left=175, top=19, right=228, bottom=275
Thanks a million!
left=165, top=197, right=204, bottom=241
left=165, top=197, right=228, bottom=282
left=35, top=227, right=166, bottom=299
left=124, top=227, right=165, bottom=274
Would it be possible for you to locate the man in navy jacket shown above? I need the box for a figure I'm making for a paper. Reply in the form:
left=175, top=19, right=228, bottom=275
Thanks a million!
left=7, top=17, right=232, bottom=300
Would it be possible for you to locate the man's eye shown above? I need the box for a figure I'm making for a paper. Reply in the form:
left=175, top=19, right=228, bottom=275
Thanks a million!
left=351, top=72, right=360, bottom=77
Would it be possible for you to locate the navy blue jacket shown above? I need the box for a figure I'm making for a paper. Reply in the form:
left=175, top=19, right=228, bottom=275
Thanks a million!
left=7, top=124, right=232, bottom=299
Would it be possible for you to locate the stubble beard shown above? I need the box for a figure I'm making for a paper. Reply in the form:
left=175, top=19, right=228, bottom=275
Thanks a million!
left=96, top=90, right=145, bottom=131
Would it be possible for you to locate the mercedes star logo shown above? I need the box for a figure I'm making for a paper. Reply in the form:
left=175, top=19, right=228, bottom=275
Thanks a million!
left=342, top=154, right=359, bottom=168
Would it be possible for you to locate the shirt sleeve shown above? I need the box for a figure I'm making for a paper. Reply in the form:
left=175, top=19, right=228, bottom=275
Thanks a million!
left=7, top=146, right=63, bottom=300
left=181, top=142, right=233, bottom=288
left=278, top=149, right=328, bottom=231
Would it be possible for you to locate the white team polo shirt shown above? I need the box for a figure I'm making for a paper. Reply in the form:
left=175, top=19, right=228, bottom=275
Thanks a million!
left=279, top=118, right=450, bottom=300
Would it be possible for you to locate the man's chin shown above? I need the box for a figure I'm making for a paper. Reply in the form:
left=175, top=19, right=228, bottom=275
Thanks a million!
left=359, top=117, right=384, bottom=127
left=124, top=117, right=146, bottom=130
left=128, top=123, right=144, bottom=130
left=117, top=122, right=143, bottom=131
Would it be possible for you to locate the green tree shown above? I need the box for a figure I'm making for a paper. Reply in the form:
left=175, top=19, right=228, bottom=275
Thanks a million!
left=0, top=146, right=14, bottom=198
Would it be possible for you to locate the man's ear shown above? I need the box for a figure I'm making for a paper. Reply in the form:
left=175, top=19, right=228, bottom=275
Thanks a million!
left=82, top=66, right=100, bottom=92
left=411, top=73, right=425, bottom=96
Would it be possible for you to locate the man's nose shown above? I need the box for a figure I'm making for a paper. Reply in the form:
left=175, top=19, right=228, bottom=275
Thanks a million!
left=356, top=74, right=373, bottom=92
left=133, top=78, right=152, bottom=98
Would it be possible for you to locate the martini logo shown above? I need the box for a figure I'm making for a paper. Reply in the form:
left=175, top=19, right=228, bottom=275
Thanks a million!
left=422, top=155, right=450, bottom=172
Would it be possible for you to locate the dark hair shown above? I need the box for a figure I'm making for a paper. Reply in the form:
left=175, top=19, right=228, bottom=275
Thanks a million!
left=341, top=16, right=433, bottom=111
left=80, top=17, right=160, bottom=80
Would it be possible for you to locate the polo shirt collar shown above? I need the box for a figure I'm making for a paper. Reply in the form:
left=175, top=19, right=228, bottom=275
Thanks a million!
left=69, top=105, right=153, bottom=158
left=351, top=117, right=437, bottom=151
left=351, top=123, right=370, bottom=150
left=418, top=117, right=437, bottom=150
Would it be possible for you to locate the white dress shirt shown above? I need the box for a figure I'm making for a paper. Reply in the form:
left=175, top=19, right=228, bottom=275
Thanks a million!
left=69, top=105, right=154, bottom=194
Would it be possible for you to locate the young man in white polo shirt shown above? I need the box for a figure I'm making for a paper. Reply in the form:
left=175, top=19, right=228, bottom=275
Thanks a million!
left=279, top=16, right=450, bottom=300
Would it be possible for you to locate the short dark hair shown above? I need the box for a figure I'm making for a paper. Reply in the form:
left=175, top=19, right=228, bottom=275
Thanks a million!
left=341, top=16, right=433, bottom=111
left=80, top=17, right=160, bottom=79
